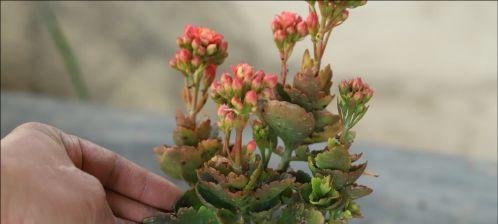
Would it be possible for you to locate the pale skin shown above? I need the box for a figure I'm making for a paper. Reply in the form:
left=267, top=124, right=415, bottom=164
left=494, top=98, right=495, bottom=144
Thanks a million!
left=1, top=122, right=183, bottom=224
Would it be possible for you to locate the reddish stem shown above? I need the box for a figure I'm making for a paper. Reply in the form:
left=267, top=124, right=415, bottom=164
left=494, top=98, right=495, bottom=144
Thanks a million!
left=234, top=128, right=243, bottom=168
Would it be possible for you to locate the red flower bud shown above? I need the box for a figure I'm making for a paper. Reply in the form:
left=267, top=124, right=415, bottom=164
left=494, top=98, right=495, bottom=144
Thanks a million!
left=220, top=41, right=228, bottom=52
left=191, top=56, right=201, bottom=67
left=232, top=77, right=244, bottom=93
left=218, top=104, right=229, bottom=117
left=196, top=46, right=206, bottom=56
left=297, top=21, right=308, bottom=36
left=221, top=73, right=233, bottom=89
left=306, top=11, right=318, bottom=33
left=177, top=49, right=192, bottom=63
left=274, top=29, right=286, bottom=41
left=262, top=88, right=274, bottom=99
left=264, top=74, right=278, bottom=88
left=351, top=77, right=363, bottom=91
left=251, top=74, right=263, bottom=90
left=231, top=96, right=244, bottom=111
left=353, top=92, right=363, bottom=102
left=271, top=19, right=280, bottom=32
left=207, top=44, right=217, bottom=55
left=176, top=37, right=183, bottom=46
left=192, top=38, right=201, bottom=50
left=244, top=90, right=258, bottom=107
left=204, top=64, right=217, bottom=82
left=286, top=26, right=296, bottom=35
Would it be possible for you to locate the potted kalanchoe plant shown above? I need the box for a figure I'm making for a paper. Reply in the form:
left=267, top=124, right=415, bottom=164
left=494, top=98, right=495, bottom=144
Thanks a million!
left=148, top=1, right=374, bottom=223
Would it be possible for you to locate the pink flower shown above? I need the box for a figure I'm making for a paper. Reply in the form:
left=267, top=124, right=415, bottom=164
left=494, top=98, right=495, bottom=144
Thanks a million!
left=264, top=74, right=278, bottom=88
left=351, top=77, right=363, bottom=91
left=204, top=64, right=217, bottom=82
left=306, top=11, right=318, bottom=33
left=274, top=30, right=286, bottom=41
left=262, top=88, right=274, bottom=99
left=297, top=21, right=308, bottom=36
left=232, top=77, right=244, bottom=93
left=217, top=104, right=230, bottom=117
left=278, top=11, right=299, bottom=29
left=191, top=56, right=201, bottom=67
left=231, top=96, right=244, bottom=111
left=176, top=49, right=192, bottom=63
left=244, top=90, right=258, bottom=107
left=232, top=63, right=254, bottom=80
left=221, top=73, right=233, bottom=89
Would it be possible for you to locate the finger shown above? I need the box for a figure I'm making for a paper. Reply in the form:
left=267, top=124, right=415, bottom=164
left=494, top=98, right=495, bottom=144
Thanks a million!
left=115, top=217, right=137, bottom=224
left=106, top=190, right=158, bottom=222
left=57, top=129, right=183, bottom=211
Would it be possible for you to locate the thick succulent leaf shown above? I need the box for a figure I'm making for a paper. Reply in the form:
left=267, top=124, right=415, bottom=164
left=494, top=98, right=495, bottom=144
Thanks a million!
left=293, top=69, right=322, bottom=101
left=226, top=172, right=248, bottom=190
left=277, top=204, right=325, bottom=224
left=348, top=185, right=373, bottom=199
left=312, top=94, right=333, bottom=110
left=257, top=100, right=315, bottom=147
left=143, top=206, right=218, bottom=224
left=347, top=162, right=368, bottom=184
left=286, top=87, right=313, bottom=111
left=197, top=139, right=222, bottom=160
left=315, top=148, right=351, bottom=172
left=156, top=145, right=200, bottom=181
left=175, top=111, right=195, bottom=129
left=317, top=64, right=332, bottom=93
left=250, top=202, right=280, bottom=223
left=196, top=182, right=236, bottom=212
left=175, top=189, right=203, bottom=211
left=216, top=209, right=243, bottom=224
left=196, top=118, right=212, bottom=141
left=250, top=178, right=295, bottom=212
left=309, top=176, right=339, bottom=206
left=294, top=145, right=310, bottom=161
left=305, top=122, right=342, bottom=144
left=173, top=126, right=199, bottom=146
left=275, top=83, right=291, bottom=102
left=301, top=49, right=314, bottom=71
left=313, top=110, right=339, bottom=130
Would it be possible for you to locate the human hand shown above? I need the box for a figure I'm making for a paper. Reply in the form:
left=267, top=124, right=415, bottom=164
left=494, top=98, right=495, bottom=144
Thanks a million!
left=1, top=122, right=182, bottom=224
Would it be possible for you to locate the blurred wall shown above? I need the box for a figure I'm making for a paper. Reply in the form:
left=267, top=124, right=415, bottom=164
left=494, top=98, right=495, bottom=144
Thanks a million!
left=1, top=1, right=497, bottom=160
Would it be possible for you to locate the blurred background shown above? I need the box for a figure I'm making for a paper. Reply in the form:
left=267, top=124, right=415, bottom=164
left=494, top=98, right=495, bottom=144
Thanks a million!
left=1, top=1, right=497, bottom=223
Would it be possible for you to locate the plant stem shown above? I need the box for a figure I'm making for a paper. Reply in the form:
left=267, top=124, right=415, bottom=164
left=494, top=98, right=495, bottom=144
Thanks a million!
left=224, top=130, right=232, bottom=159
left=280, top=52, right=288, bottom=85
left=234, top=128, right=243, bottom=168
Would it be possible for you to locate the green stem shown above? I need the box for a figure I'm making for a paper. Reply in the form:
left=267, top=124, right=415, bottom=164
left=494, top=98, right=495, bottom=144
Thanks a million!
left=41, top=4, right=89, bottom=100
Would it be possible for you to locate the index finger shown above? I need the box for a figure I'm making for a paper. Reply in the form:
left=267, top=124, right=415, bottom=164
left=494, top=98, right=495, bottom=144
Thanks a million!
left=58, top=130, right=183, bottom=211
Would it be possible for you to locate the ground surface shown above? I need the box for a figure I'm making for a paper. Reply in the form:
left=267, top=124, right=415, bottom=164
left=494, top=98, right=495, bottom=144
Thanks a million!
left=1, top=91, right=497, bottom=224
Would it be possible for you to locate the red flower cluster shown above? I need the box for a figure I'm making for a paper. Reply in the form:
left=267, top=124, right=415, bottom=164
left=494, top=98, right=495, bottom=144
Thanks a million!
left=169, top=25, right=228, bottom=79
left=339, top=77, right=374, bottom=104
left=271, top=11, right=308, bottom=50
left=211, top=63, right=277, bottom=125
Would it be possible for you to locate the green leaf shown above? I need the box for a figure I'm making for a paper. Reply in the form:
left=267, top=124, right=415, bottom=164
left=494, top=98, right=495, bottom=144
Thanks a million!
left=173, top=126, right=199, bottom=146
left=277, top=204, right=325, bottom=224
left=175, top=189, right=203, bottom=211
left=348, top=185, right=373, bottom=199
left=314, top=148, right=351, bottom=172
left=195, top=182, right=236, bottom=212
left=257, top=100, right=315, bottom=147
left=143, top=206, right=218, bottom=224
